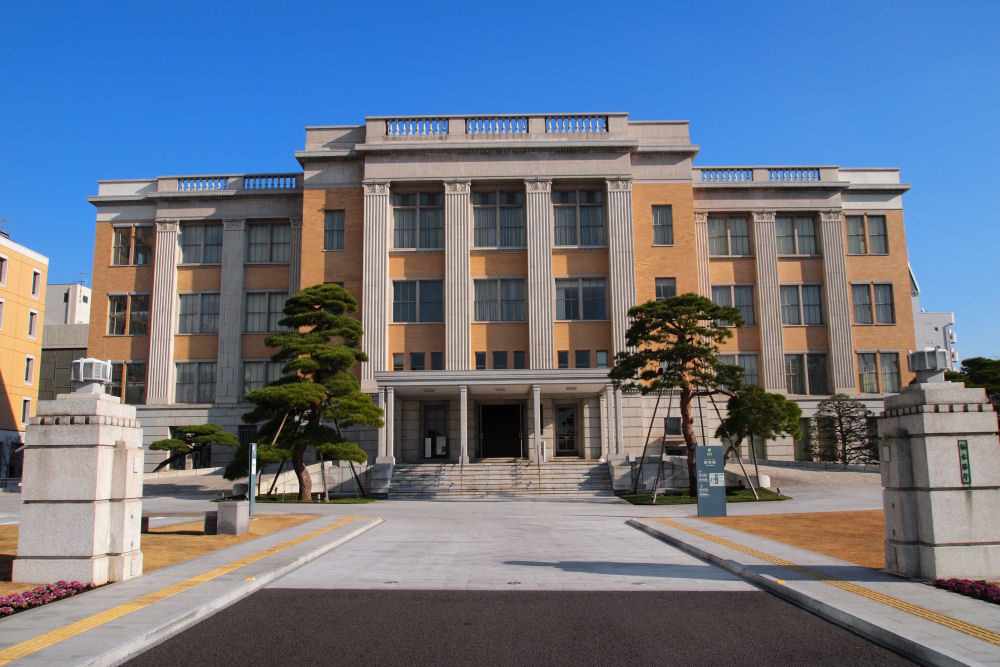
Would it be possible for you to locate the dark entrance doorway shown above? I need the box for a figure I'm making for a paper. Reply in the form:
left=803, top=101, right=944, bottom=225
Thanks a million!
left=480, top=404, right=523, bottom=458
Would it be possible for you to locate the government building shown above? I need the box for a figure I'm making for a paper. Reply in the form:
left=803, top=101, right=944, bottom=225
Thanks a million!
left=86, top=112, right=914, bottom=482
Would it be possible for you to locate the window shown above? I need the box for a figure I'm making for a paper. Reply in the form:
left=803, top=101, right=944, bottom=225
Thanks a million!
left=0, top=298, right=5, bottom=329
left=178, top=293, right=220, bottom=334
left=125, top=361, right=146, bottom=404
left=27, top=310, right=38, bottom=338
left=553, top=189, right=604, bottom=246
left=244, top=292, right=287, bottom=333
left=31, top=270, right=41, bottom=297
left=410, top=352, right=426, bottom=371
left=175, top=361, right=216, bottom=403
left=711, top=285, right=755, bottom=326
left=430, top=352, right=444, bottom=371
left=852, top=283, right=895, bottom=324
left=107, top=294, right=148, bottom=335
left=858, top=352, right=900, bottom=394
left=475, top=352, right=486, bottom=370
left=845, top=214, right=889, bottom=255
left=21, top=398, right=31, bottom=425
left=179, top=223, right=223, bottom=264
left=474, top=279, right=525, bottom=322
left=393, top=353, right=405, bottom=371
left=243, top=360, right=286, bottom=396
left=473, top=190, right=525, bottom=247
left=514, top=351, right=527, bottom=369
left=574, top=350, right=591, bottom=368
left=324, top=210, right=345, bottom=251
left=596, top=350, right=609, bottom=368
left=392, top=280, right=443, bottom=322
left=0, top=256, right=7, bottom=285
left=785, top=353, right=828, bottom=395
left=652, top=205, right=674, bottom=245
left=664, top=417, right=682, bottom=436
left=780, top=285, right=823, bottom=325
left=393, top=192, right=443, bottom=249
left=556, top=278, right=607, bottom=320
left=492, top=351, right=507, bottom=370
left=112, top=225, right=153, bottom=266
left=246, top=223, right=290, bottom=263
left=708, top=216, right=751, bottom=256
left=654, top=278, right=676, bottom=301
left=24, top=356, right=34, bottom=385
left=775, top=216, right=818, bottom=255
left=718, top=353, right=759, bottom=386
left=557, top=350, right=569, bottom=369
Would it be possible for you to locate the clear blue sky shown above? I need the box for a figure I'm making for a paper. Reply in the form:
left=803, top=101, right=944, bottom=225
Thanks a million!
left=1, top=0, right=996, bottom=359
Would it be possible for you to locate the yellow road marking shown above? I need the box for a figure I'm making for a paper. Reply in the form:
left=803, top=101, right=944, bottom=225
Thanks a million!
left=650, top=518, right=1000, bottom=647
left=0, top=516, right=368, bottom=664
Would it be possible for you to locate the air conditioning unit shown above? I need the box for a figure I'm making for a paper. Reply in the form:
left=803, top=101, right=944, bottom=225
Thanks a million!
left=71, top=358, right=113, bottom=385
left=908, top=349, right=949, bottom=372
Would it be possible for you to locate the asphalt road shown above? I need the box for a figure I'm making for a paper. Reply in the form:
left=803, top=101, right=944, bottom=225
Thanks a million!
left=127, top=590, right=913, bottom=666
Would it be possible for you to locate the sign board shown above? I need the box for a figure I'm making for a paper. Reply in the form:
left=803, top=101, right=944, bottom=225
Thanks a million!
left=249, top=442, right=258, bottom=516
left=957, top=439, right=971, bottom=486
left=696, top=445, right=727, bottom=517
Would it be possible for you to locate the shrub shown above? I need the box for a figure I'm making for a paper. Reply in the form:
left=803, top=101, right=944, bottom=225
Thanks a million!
left=0, top=581, right=95, bottom=617
left=933, top=578, right=1000, bottom=605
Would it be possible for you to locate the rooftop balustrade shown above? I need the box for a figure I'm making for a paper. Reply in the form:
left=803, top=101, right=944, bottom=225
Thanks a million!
left=93, top=173, right=302, bottom=198
left=693, top=166, right=841, bottom=185
left=365, top=113, right=630, bottom=144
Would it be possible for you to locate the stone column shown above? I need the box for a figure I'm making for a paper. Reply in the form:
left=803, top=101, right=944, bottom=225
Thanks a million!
left=288, top=217, right=302, bottom=294
left=879, top=380, right=1000, bottom=579
left=459, top=385, right=469, bottom=464
left=380, top=386, right=395, bottom=465
left=751, top=210, right=785, bottom=393
left=606, top=178, right=638, bottom=357
left=694, top=212, right=711, bottom=297
left=599, top=386, right=610, bottom=461
left=215, top=219, right=246, bottom=404
left=376, top=388, right=387, bottom=460
left=147, top=220, right=179, bottom=404
left=604, top=384, right=618, bottom=459
left=444, top=180, right=471, bottom=370
left=614, top=390, right=625, bottom=457
left=525, top=179, right=555, bottom=369
left=361, top=180, right=390, bottom=389
left=14, top=382, right=144, bottom=585
left=820, top=210, right=857, bottom=394
left=532, top=384, right=542, bottom=462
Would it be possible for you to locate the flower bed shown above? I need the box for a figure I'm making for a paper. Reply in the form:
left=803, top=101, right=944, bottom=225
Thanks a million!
left=0, top=581, right=96, bottom=617
left=933, top=578, right=1000, bottom=604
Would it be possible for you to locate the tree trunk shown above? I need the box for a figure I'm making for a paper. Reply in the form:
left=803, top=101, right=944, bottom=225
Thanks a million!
left=679, top=385, right=698, bottom=494
left=293, top=442, right=312, bottom=501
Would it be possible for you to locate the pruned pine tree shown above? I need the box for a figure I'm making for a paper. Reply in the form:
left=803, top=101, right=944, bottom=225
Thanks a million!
left=815, top=393, right=875, bottom=465
left=150, top=423, right=239, bottom=472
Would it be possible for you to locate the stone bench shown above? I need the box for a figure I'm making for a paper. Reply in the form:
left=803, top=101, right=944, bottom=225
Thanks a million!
left=141, top=512, right=218, bottom=535
left=140, top=501, right=249, bottom=536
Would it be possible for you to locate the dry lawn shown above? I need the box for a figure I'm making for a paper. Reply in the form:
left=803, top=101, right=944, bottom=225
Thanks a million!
left=701, top=510, right=886, bottom=570
left=0, top=513, right=318, bottom=596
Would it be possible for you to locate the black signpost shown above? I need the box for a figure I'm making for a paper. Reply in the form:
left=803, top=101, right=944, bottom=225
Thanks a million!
left=696, top=445, right=727, bottom=517
left=957, top=439, right=972, bottom=486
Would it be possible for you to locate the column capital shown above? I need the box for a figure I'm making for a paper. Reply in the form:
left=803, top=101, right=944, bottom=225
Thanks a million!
left=819, top=209, right=843, bottom=224
left=606, top=177, right=632, bottom=192
left=694, top=211, right=708, bottom=224
left=458, top=384, right=468, bottom=394
left=752, top=210, right=777, bottom=224
left=222, top=218, right=245, bottom=230
left=362, top=179, right=390, bottom=195
left=444, top=179, right=470, bottom=194
left=154, top=219, right=179, bottom=232
left=289, top=217, right=302, bottom=228
left=525, top=178, right=551, bottom=194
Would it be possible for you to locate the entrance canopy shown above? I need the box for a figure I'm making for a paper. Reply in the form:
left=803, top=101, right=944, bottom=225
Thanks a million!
left=371, top=369, right=613, bottom=399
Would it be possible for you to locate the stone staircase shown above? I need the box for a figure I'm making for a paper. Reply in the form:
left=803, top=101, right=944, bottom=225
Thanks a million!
left=388, top=460, right=614, bottom=498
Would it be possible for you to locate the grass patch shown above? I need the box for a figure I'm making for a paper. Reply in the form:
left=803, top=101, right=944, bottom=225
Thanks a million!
left=252, top=495, right=379, bottom=504
left=619, top=487, right=790, bottom=505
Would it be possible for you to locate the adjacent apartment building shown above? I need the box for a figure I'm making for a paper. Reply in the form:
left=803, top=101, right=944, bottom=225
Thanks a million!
left=87, top=113, right=915, bottom=471
left=0, top=234, right=48, bottom=479
left=39, top=282, right=91, bottom=401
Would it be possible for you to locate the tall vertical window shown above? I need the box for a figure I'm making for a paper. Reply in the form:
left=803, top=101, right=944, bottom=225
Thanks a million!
left=852, top=283, right=894, bottom=324
left=179, top=223, right=223, bottom=264
left=411, top=353, right=426, bottom=371
left=178, top=293, right=220, bottom=334
left=125, top=361, right=146, bottom=404
left=112, top=225, right=153, bottom=266
left=708, top=216, right=751, bottom=256
left=243, top=360, right=285, bottom=395
left=107, top=294, right=147, bottom=335
left=31, top=270, right=41, bottom=297
left=393, top=192, right=443, bottom=249
left=27, top=310, right=38, bottom=338
left=473, top=190, right=525, bottom=247
left=880, top=352, right=900, bottom=393
left=0, top=256, right=8, bottom=285
left=324, top=210, right=345, bottom=251
left=711, top=285, right=755, bottom=326
left=474, top=352, right=486, bottom=370
left=175, top=361, right=216, bottom=404
left=246, top=223, right=290, bottom=263
left=595, top=350, right=608, bottom=368
left=858, top=352, right=900, bottom=394
left=780, top=285, right=823, bottom=325
left=431, top=352, right=444, bottom=371
left=394, top=353, right=405, bottom=371
left=845, top=214, right=889, bottom=255
left=108, top=295, right=127, bottom=334
left=652, top=205, right=674, bottom=245
left=245, top=292, right=287, bottom=333
left=492, top=352, right=507, bottom=370
left=851, top=284, right=873, bottom=324
left=392, top=280, right=443, bottom=322
left=775, top=216, right=818, bottom=255
left=873, top=284, right=895, bottom=323
left=474, top=279, right=525, bottom=321
left=24, top=356, right=34, bottom=384
left=654, top=278, right=676, bottom=301
left=553, top=190, right=604, bottom=246
left=785, top=353, right=828, bottom=395
left=718, top=353, right=759, bottom=386
left=857, top=353, right=878, bottom=393
left=514, top=351, right=527, bottom=369
left=129, top=295, right=149, bottom=335
left=574, top=350, right=591, bottom=368
left=557, top=351, right=569, bottom=369
left=21, top=398, right=31, bottom=425
left=556, top=278, right=607, bottom=320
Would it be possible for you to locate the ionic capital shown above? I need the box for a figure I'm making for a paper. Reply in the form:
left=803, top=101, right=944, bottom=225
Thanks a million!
left=363, top=179, right=390, bottom=196
left=819, top=209, right=843, bottom=224
left=752, top=210, right=777, bottom=224
left=525, top=178, right=551, bottom=194
left=154, top=219, right=179, bottom=233
left=606, top=177, right=632, bottom=192
left=444, top=179, right=471, bottom=194
left=289, top=217, right=302, bottom=228
left=694, top=211, right=708, bottom=225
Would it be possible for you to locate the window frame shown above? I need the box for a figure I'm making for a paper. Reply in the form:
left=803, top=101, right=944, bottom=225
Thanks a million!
left=392, top=191, right=444, bottom=250
left=30, top=270, right=41, bottom=298
left=174, top=361, right=217, bottom=404
left=710, top=284, right=756, bottom=326
left=785, top=352, right=829, bottom=396
left=472, top=189, right=525, bottom=248
left=106, top=293, right=150, bottom=336
left=111, top=224, right=154, bottom=266
left=779, top=284, right=824, bottom=326
left=178, top=292, right=221, bottom=334
left=323, top=210, right=346, bottom=251
left=654, top=277, right=676, bottom=302
left=245, top=291, right=288, bottom=333
left=775, top=215, right=819, bottom=256
left=0, top=255, right=8, bottom=286
left=392, top=280, right=444, bottom=323
left=27, top=309, right=38, bottom=338
left=707, top=215, right=752, bottom=257
left=245, top=222, right=291, bottom=264
left=651, top=205, right=674, bottom=246
left=24, top=355, right=34, bottom=385
left=555, top=277, right=608, bottom=321
left=851, top=282, right=895, bottom=325
left=717, top=353, right=760, bottom=386
left=857, top=350, right=901, bottom=394
left=474, top=278, right=526, bottom=322
left=845, top=213, right=889, bottom=256
left=553, top=189, right=605, bottom=247
left=179, top=223, right=223, bottom=265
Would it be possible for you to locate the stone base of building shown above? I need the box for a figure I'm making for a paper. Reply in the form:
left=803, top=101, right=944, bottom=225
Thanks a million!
left=13, top=555, right=112, bottom=586
left=886, top=540, right=1000, bottom=580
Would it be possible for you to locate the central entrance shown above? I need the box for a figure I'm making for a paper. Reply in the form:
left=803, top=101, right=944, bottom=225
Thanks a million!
left=479, top=404, right=524, bottom=459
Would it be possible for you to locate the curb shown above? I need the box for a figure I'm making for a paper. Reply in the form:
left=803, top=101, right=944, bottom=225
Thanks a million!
left=84, top=516, right=383, bottom=666
left=627, top=518, right=967, bottom=667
